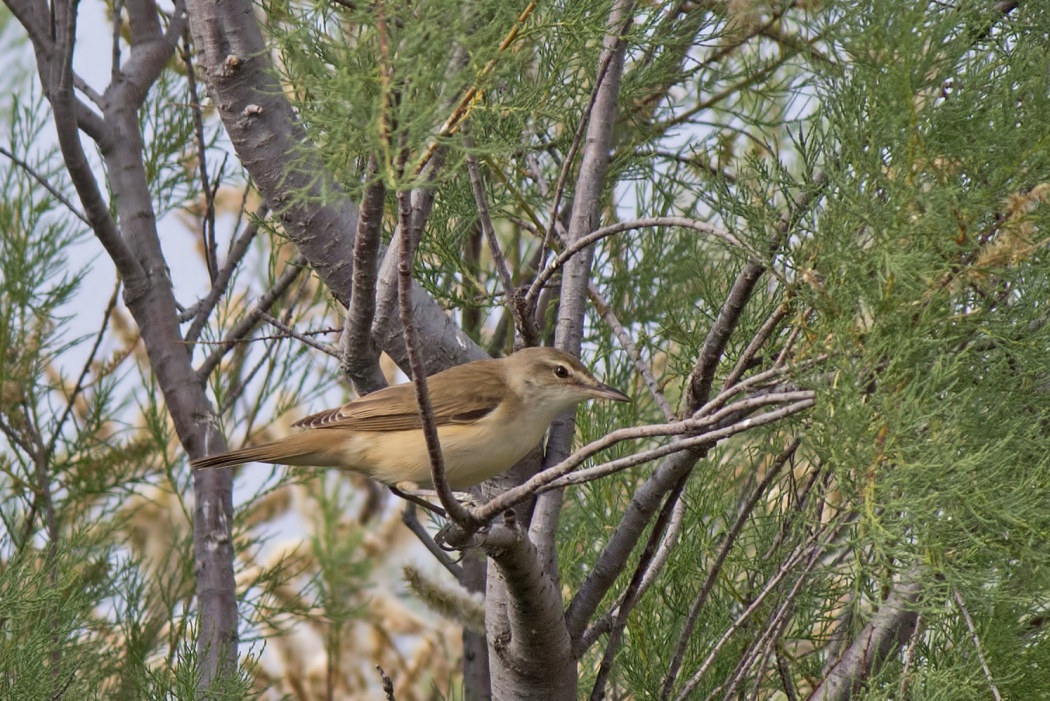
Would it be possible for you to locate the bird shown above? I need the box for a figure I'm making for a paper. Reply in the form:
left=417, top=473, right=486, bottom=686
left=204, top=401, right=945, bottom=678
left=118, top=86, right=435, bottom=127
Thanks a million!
left=191, top=347, right=630, bottom=489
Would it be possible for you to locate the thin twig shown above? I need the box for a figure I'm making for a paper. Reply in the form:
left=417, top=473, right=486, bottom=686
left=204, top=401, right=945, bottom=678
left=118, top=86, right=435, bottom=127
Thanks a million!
left=257, top=312, right=340, bottom=358
left=954, top=589, right=1002, bottom=701
left=673, top=517, right=853, bottom=701
left=44, top=281, right=120, bottom=462
left=722, top=302, right=790, bottom=391
left=180, top=30, right=218, bottom=281
left=395, top=189, right=474, bottom=528
left=659, top=437, right=801, bottom=698
left=401, top=504, right=463, bottom=582
left=475, top=396, right=814, bottom=521
left=588, top=282, right=674, bottom=420
left=774, top=647, right=798, bottom=701
left=184, top=203, right=270, bottom=343
left=579, top=488, right=688, bottom=651
left=694, top=355, right=827, bottom=420
left=196, top=254, right=306, bottom=379
left=533, top=9, right=635, bottom=279
left=528, top=217, right=742, bottom=310
left=464, top=147, right=532, bottom=345
left=111, top=0, right=124, bottom=80
left=589, top=474, right=688, bottom=698
left=0, top=145, right=89, bottom=225
left=413, top=2, right=538, bottom=175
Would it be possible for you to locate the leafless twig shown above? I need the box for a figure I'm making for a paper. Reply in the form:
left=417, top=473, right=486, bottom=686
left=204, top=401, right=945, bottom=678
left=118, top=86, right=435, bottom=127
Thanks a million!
left=401, top=504, right=463, bottom=582
left=184, top=203, right=269, bottom=344
left=395, top=189, right=475, bottom=529
left=589, top=474, right=687, bottom=698
left=196, top=254, right=307, bottom=379
left=661, top=437, right=801, bottom=699
left=0, top=145, right=88, bottom=225
left=473, top=394, right=813, bottom=522
left=257, top=312, right=340, bottom=358
left=45, top=281, right=120, bottom=462
left=465, top=147, right=533, bottom=345
left=528, top=217, right=743, bottom=310
left=673, top=516, right=854, bottom=701
left=589, top=282, right=674, bottom=420
left=954, top=589, right=1002, bottom=701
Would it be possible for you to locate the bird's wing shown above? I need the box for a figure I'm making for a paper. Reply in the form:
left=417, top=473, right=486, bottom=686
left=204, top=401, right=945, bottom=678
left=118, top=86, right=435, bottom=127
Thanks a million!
left=292, top=360, right=506, bottom=432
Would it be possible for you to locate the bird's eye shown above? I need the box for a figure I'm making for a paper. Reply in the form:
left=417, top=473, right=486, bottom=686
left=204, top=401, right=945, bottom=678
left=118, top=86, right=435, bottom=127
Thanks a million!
left=553, top=365, right=570, bottom=379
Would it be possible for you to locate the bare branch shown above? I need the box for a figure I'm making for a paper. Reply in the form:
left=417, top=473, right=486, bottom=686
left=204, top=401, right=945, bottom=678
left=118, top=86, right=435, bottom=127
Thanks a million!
left=685, top=260, right=766, bottom=410
left=529, top=217, right=745, bottom=307
left=661, top=438, right=802, bottom=698
left=482, top=516, right=577, bottom=699
left=472, top=392, right=814, bottom=522
left=810, top=565, right=924, bottom=701
left=686, top=173, right=828, bottom=411
left=673, top=518, right=853, bottom=701
left=0, top=145, right=88, bottom=226
left=954, top=589, right=1002, bottom=701
left=532, top=8, right=635, bottom=282
left=371, top=150, right=490, bottom=373
left=43, top=0, right=145, bottom=293
left=180, top=29, right=219, bottom=281
left=465, top=148, right=532, bottom=345
left=543, top=399, right=813, bottom=491
left=395, top=189, right=475, bottom=529
left=184, top=203, right=269, bottom=345
left=45, top=281, right=121, bottom=462
left=722, top=302, right=790, bottom=391
left=118, top=0, right=187, bottom=107
left=589, top=282, right=674, bottom=420
left=342, top=156, right=387, bottom=394
left=533, top=0, right=635, bottom=580
left=578, top=488, right=687, bottom=651
left=196, top=255, right=307, bottom=380
left=257, top=312, right=340, bottom=359
left=589, top=474, right=688, bottom=699
left=401, top=504, right=464, bottom=583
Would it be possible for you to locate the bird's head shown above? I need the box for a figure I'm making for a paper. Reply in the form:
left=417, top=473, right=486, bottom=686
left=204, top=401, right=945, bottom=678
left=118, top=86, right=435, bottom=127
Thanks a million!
left=505, top=347, right=630, bottom=414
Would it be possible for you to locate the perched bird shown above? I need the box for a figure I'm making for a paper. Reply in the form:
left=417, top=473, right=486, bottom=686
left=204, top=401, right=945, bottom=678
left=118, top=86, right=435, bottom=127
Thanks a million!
left=192, top=347, right=629, bottom=489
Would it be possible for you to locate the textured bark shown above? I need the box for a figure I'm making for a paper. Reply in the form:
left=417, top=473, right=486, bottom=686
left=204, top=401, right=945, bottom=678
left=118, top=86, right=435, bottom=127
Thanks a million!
left=183, top=0, right=358, bottom=303
left=183, top=0, right=484, bottom=374
left=810, top=569, right=923, bottom=701
left=485, top=524, right=576, bottom=701
left=6, top=0, right=240, bottom=686
left=461, top=553, right=492, bottom=701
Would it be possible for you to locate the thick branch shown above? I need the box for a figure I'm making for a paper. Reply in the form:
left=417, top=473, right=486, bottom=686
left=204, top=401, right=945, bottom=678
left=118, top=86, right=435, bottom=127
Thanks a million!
left=184, top=0, right=358, bottom=304
left=809, top=566, right=924, bottom=701
left=484, top=518, right=576, bottom=700
left=341, top=156, right=387, bottom=394
left=531, top=0, right=635, bottom=588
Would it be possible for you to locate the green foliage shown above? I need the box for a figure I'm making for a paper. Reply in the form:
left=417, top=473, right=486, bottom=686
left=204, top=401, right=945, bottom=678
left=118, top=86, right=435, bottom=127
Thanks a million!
left=6, top=0, right=1050, bottom=697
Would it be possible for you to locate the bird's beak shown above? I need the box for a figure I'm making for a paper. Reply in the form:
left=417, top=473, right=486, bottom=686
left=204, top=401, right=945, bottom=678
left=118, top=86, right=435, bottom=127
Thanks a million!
left=589, top=382, right=631, bottom=403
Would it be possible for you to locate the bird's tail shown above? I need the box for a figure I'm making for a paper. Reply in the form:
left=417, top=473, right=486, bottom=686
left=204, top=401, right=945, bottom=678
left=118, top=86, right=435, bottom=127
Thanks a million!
left=191, top=432, right=335, bottom=470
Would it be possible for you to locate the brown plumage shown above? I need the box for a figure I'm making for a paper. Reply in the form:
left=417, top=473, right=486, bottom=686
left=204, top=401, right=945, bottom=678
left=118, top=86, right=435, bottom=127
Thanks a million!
left=191, top=347, right=629, bottom=489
